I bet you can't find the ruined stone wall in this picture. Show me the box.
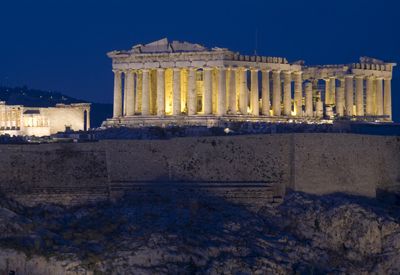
[0,134,399,207]
[0,143,108,206]
[103,135,290,207]
[292,134,400,197]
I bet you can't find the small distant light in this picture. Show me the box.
[224,128,231,134]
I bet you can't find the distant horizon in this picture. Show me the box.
[0,85,111,105]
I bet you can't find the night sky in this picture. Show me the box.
[0,0,399,121]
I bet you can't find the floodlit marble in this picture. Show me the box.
[104,38,396,127]
[0,102,90,137]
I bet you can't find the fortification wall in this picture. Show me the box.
[292,134,400,197]
[0,134,399,207]
[0,143,108,206]
[103,135,290,207]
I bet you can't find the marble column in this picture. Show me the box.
[336,79,345,116]
[329,77,336,105]
[305,82,313,117]
[172,68,181,115]
[203,67,213,115]
[345,75,354,116]
[355,76,364,116]
[217,67,227,116]
[384,77,392,120]
[187,67,197,116]
[156,68,165,116]
[315,100,323,118]
[239,68,248,114]
[112,70,122,118]
[86,108,90,130]
[272,70,281,116]
[250,69,259,116]
[228,68,237,114]
[324,78,331,106]
[261,70,270,115]
[375,77,383,116]
[283,71,292,116]
[125,70,135,116]
[141,69,150,115]
[365,76,374,116]
[293,71,302,116]
[135,71,142,114]
[123,72,128,116]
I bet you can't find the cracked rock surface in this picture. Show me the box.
[0,191,399,274]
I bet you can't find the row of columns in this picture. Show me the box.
[113,68,303,117]
[0,109,21,128]
[113,68,392,120]
[327,75,392,119]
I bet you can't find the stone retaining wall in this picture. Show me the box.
[0,134,399,207]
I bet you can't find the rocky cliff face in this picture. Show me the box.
[0,191,399,274]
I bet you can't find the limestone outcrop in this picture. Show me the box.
[0,191,399,274]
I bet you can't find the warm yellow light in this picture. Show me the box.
[165,69,173,115]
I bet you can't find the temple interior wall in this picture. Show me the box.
[0,134,399,207]
[165,69,172,114]
[23,126,51,137]
[150,70,157,115]
[44,107,86,133]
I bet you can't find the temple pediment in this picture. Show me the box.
[131,38,208,53]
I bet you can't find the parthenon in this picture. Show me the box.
[103,38,395,127]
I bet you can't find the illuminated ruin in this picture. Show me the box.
[103,38,395,127]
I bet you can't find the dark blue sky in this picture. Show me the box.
[1,0,399,121]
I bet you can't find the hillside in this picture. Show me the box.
[0,86,112,128]
[0,191,399,274]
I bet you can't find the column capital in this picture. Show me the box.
[283,72,292,81]
[112,69,122,75]
[375,76,384,80]
[366,75,375,80]
[250,67,259,72]
[172,67,181,72]
[384,77,392,81]
[272,69,281,74]
[187,67,197,71]
[344,74,354,79]
[157,68,165,72]
[293,71,302,76]
[203,67,214,71]
[282,70,292,74]
[354,75,365,80]
[141,68,150,73]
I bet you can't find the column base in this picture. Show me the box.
[102,115,335,128]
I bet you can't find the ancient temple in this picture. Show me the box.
[0,102,90,136]
[103,38,395,127]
